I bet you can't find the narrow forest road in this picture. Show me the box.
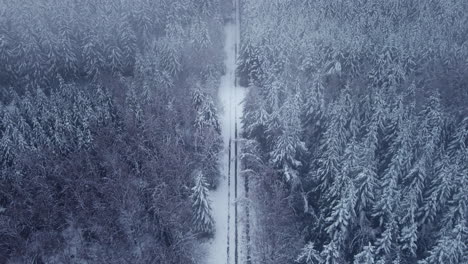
[205,1,246,263]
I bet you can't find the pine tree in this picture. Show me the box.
[373,117,413,225]
[117,15,137,71]
[0,108,14,168]
[353,91,383,218]
[354,244,376,264]
[191,171,214,235]
[83,34,104,79]
[264,79,284,141]
[58,34,78,77]
[333,137,360,198]
[160,39,182,76]
[326,177,357,246]
[107,45,124,74]
[376,219,397,257]
[242,87,269,141]
[321,240,342,264]
[447,116,467,155]
[270,92,306,182]
[405,91,443,202]
[296,242,323,264]
[419,154,457,225]
[354,164,377,217]
[192,88,220,134]
[316,101,347,194]
[95,85,113,125]
[421,220,467,264]
[303,73,325,126]
[398,191,418,257]
[125,83,143,124]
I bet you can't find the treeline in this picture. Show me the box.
[0,0,225,263]
[240,1,467,264]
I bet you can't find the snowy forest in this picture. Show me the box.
[0,0,467,264]
[0,0,226,262]
[240,1,467,264]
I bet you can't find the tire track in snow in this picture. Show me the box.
[227,137,231,264]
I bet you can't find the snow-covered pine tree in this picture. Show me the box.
[418,154,456,225]
[296,242,323,264]
[241,86,269,141]
[351,91,384,232]
[354,243,376,264]
[40,35,58,83]
[192,88,220,134]
[270,91,306,182]
[95,85,113,125]
[321,240,342,264]
[125,82,143,124]
[117,14,137,72]
[447,116,468,155]
[22,39,43,89]
[190,18,212,49]
[0,108,15,168]
[316,100,347,195]
[405,91,443,201]
[107,45,124,74]
[420,219,467,264]
[354,155,378,219]
[238,43,262,86]
[83,33,104,79]
[398,191,418,257]
[373,114,413,226]
[303,73,325,126]
[301,74,326,163]
[375,218,397,258]
[264,78,284,142]
[58,33,78,77]
[191,171,214,235]
[434,148,468,246]
[160,38,182,77]
[325,172,357,248]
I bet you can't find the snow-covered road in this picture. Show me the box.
[205,2,246,263]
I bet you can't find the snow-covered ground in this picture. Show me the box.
[205,15,246,264]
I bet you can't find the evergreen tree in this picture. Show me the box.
[191,171,214,235]
[303,73,325,126]
[448,116,468,155]
[375,219,397,257]
[117,15,137,71]
[326,180,356,245]
[192,88,220,134]
[321,240,342,264]
[354,244,376,264]
[316,100,347,194]
[83,34,104,79]
[242,87,269,141]
[296,242,324,264]
[125,82,143,124]
[264,79,284,142]
[421,220,467,264]
[270,92,306,182]
[419,154,456,225]
[405,91,443,202]
[398,191,418,257]
[107,45,124,74]
[354,163,377,219]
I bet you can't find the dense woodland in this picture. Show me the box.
[240,1,467,264]
[0,0,467,263]
[0,0,226,263]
